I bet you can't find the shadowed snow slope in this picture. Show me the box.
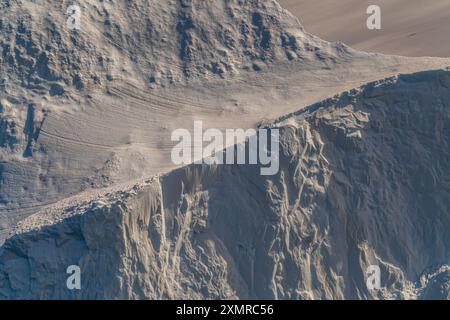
[1,69,449,299]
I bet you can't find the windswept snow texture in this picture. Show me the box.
[1,69,449,300]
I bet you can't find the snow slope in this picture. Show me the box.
[279,0,450,57]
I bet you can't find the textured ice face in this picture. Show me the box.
[1,0,334,90]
